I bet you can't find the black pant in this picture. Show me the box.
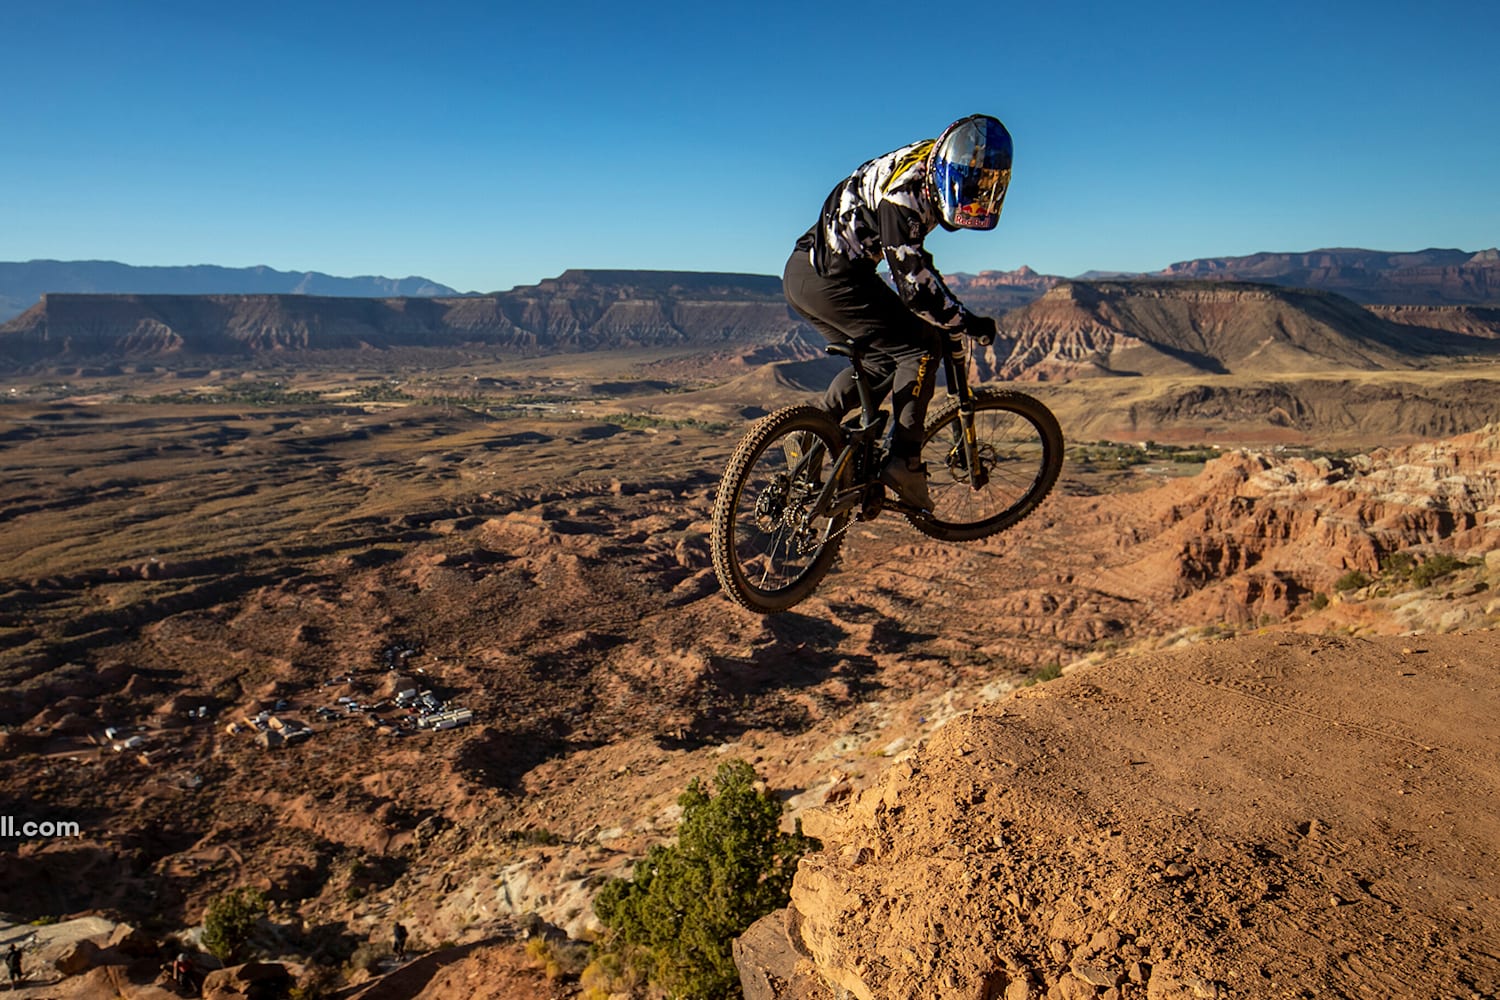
[782,248,937,458]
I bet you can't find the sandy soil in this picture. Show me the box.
[1,361,1497,999]
[779,629,1500,1000]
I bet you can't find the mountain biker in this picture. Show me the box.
[782,114,1012,510]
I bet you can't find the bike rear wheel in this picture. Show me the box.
[711,406,849,614]
[908,388,1063,542]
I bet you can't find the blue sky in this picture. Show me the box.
[2,0,1496,293]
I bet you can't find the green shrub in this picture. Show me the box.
[1023,662,1063,687]
[593,759,820,1000]
[1333,570,1370,592]
[1308,592,1330,611]
[579,952,639,999]
[348,940,391,974]
[1412,553,1466,588]
[202,887,268,963]
[289,966,340,1000]
[524,936,588,981]
[1381,551,1418,579]
[501,828,561,847]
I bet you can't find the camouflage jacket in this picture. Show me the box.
[795,139,970,330]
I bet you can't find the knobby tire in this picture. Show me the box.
[908,388,1063,542]
[711,406,848,614]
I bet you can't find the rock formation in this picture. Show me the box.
[0,270,807,365]
[978,280,1500,381]
[1151,247,1500,305]
[734,426,1500,997]
[6,264,1500,377]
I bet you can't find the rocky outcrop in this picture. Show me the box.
[725,424,1500,984]
[944,267,1061,314]
[743,630,1500,999]
[1146,427,1499,620]
[1003,424,1500,632]
[1368,303,1500,338]
[201,961,300,999]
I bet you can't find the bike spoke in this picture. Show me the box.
[731,434,838,591]
[711,406,853,613]
[753,525,793,589]
[919,397,1057,534]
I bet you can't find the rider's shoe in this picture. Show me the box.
[880,455,933,510]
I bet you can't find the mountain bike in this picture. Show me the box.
[710,329,1064,614]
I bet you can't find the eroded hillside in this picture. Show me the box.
[1,370,1497,997]
[982,281,1500,381]
[748,630,1500,1000]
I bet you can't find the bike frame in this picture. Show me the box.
[712,320,1061,613]
[798,329,986,525]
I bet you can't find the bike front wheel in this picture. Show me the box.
[711,406,849,614]
[908,388,1063,542]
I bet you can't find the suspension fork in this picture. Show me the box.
[940,334,989,489]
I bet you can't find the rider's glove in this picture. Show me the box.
[963,313,997,346]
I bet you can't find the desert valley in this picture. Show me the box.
[1,249,1498,1000]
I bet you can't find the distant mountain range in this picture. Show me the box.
[958,247,1500,310]
[0,260,460,324]
[2,250,1499,373]
[4,274,1500,379]
[1129,247,1500,306]
[0,269,804,365]
[2,248,1497,326]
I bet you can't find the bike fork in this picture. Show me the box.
[942,340,989,489]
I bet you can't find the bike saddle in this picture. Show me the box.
[825,334,879,360]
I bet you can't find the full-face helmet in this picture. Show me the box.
[929,114,1012,231]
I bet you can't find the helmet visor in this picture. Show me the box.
[933,117,1012,230]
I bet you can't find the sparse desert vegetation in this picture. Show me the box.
[1,336,1497,998]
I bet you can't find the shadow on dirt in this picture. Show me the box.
[652,608,940,751]
[339,936,514,1000]
[455,721,570,792]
